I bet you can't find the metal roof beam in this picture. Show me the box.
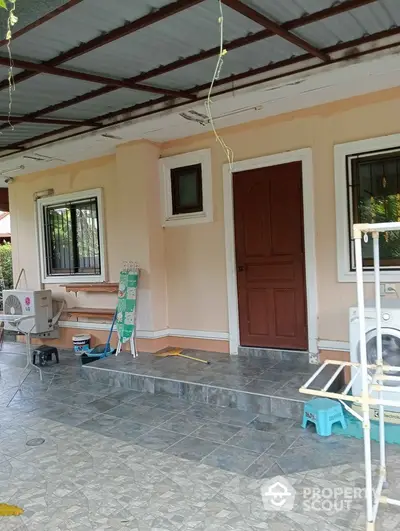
[221,0,330,62]
[0,55,196,100]
[0,0,205,92]
[0,116,101,126]
[2,23,397,154]
[132,0,377,83]
[0,0,85,47]
[0,0,377,134]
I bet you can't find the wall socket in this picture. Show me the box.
[381,283,397,296]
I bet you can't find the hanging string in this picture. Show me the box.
[204,0,234,172]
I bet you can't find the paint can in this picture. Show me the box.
[73,334,91,353]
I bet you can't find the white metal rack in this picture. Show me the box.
[0,314,44,406]
[300,222,400,531]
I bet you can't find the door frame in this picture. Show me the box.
[223,148,318,359]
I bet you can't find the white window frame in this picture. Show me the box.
[159,149,213,227]
[37,188,106,284]
[335,133,400,282]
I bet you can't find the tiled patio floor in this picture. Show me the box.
[84,349,315,399]
[0,344,399,529]
[82,349,339,420]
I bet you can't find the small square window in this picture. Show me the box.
[159,149,213,227]
[171,163,203,215]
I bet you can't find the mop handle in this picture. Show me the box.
[105,310,117,352]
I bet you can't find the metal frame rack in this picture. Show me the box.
[300,222,400,531]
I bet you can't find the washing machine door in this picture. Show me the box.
[357,327,400,385]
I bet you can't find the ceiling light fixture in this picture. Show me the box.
[23,152,66,163]
[180,105,263,126]
[101,133,123,140]
[0,164,24,175]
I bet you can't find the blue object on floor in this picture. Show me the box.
[332,411,400,444]
[302,397,347,437]
[86,310,118,359]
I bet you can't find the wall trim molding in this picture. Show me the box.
[59,321,348,351]
[223,148,318,357]
[318,340,350,352]
[58,321,229,341]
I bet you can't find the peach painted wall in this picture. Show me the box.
[8,86,400,349]
[9,140,167,335]
[9,154,119,310]
[161,86,400,344]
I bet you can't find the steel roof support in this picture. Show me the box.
[0,0,377,132]
[0,55,196,99]
[221,0,330,62]
[0,116,101,126]
[0,0,85,47]
[0,0,205,91]
[2,26,398,154]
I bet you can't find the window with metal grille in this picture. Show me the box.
[347,149,400,270]
[43,197,101,277]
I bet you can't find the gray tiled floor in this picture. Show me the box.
[85,349,316,399]
[0,343,399,529]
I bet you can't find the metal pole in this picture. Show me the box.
[354,230,374,529]
[373,232,387,488]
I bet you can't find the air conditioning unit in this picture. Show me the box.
[3,289,53,334]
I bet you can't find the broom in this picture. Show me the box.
[156,349,210,364]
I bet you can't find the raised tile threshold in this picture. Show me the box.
[81,351,342,421]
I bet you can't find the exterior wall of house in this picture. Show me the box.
[8,86,400,354]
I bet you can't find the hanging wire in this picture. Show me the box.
[204,0,234,172]
[6,1,18,128]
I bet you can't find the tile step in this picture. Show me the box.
[81,363,339,421]
[238,347,310,364]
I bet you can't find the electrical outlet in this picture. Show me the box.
[385,284,397,294]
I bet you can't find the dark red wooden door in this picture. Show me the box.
[233,162,308,350]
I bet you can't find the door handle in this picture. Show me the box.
[237,265,245,272]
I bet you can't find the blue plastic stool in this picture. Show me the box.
[302,398,347,437]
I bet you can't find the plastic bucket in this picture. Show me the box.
[73,334,91,353]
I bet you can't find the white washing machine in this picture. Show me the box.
[350,299,400,419]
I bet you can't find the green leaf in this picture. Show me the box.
[0,0,7,9]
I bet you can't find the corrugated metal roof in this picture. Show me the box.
[296,1,400,48]
[0,122,65,146]
[0,66,24,84]
[0,75,100,115]
[8,0,173,61]
[245,0,340,22]
[45,88,160,120]
[149,36,303,90]
[61,0,262,79]
[0,0,396,151]
[0,0,67,40]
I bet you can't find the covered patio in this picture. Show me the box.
[2,1,400,528]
